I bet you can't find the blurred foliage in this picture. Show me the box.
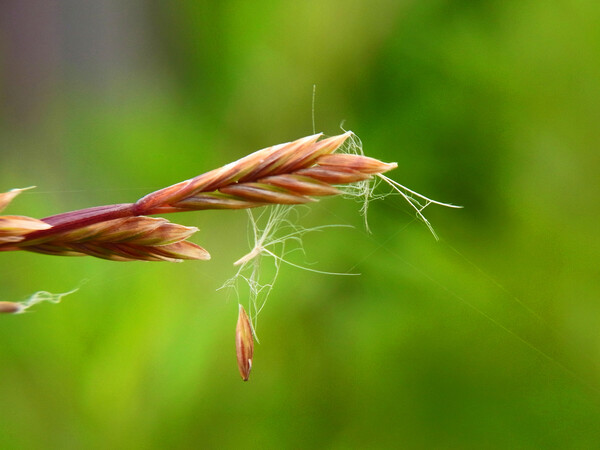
[1,0,599,448]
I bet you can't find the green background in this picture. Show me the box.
[1,1,599,448]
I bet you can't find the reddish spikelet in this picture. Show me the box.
[139,134,327,209]
[316,154,398,174]
[19,217,209,262]
[236,304,254,381]
[147,132,395,212]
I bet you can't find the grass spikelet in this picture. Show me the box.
[17,217,208,262]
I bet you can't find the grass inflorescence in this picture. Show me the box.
[1,132,460,381]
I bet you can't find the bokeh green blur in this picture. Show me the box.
[1,1,599,448]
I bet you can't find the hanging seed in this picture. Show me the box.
[236,304,254,381]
